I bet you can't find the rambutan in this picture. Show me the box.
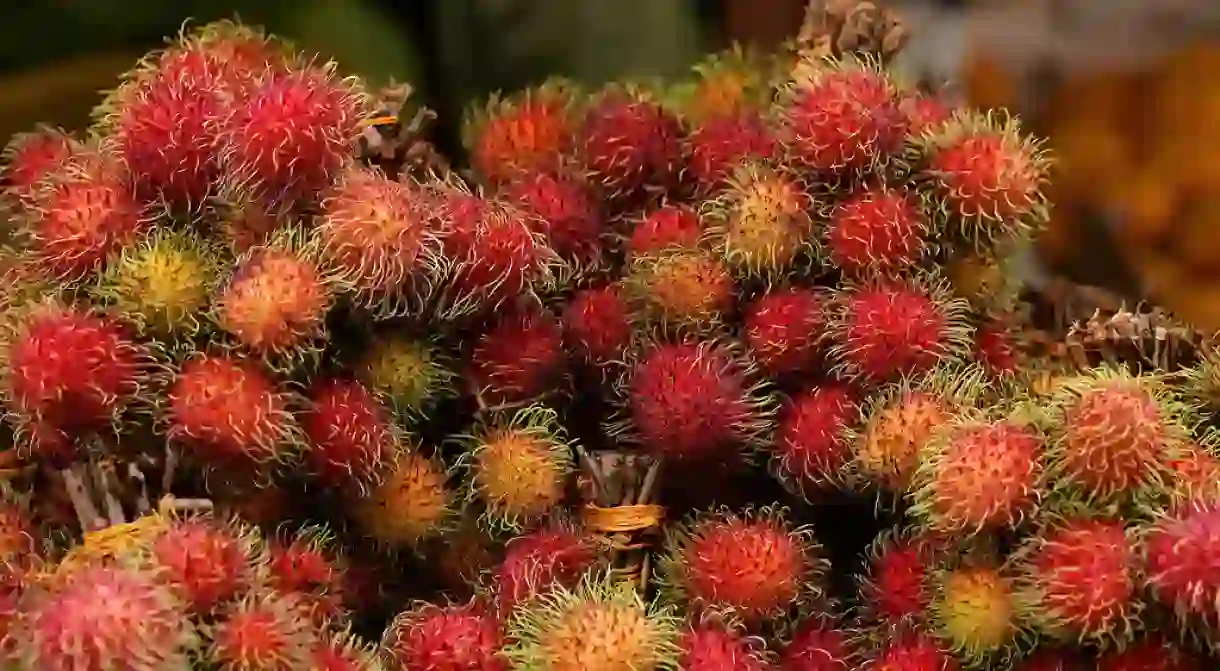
[623,340,772,464]
[463,82,575,185]
[207,591,316,671]
[684,46,772,122]
[494,522,600,614]
[153,20,292,101]
[701,162,813,280]
[678,620,769,671]
[312,628,383,671]
[166,352,300,473]
[928,563,1020,664]
[857,529,942,632]
[561,285,633,366]
[776,55,908,174]
[659,506,827,624]
[0,503,34,569]
[1180,350,1220,415]
[93,228,220,339]
[1093,636,1205,671]
[1144,499,1220,634]
[502,571,681,671]
[911,417,1044,534]
[973,319,1021,379]
[0,126,77,211]
[315,164,443,315]
[216,196,289,254]
[866,633,959,671]
[686,112,779,196]
[1043,368,1187,506]
[944,250,1019,313]
[8,564,197,670]
[1015,517,1138,645]
[578,86,686,204]
[458,405,573,531]
[351,447,453,549]
[623,248,734,336]
[147,515,257,615]
[627,205,703,259]
[356,334,455,423]
[505,171,602,266]
[1013,648,1087,671]
[772,384,857,494]
[828,278,972,384]
[384,601,507,671]
[302,377,398,494]
[468,307,566,406]
[742,286,827,377]
[912,110,1050,250]
[781,619,855,671]
[823,185,928,275]
[266,527,347,624]
[213,228,334,369]
[1165,440,1220,506]
[901,94,955,136]
[219,63,369,208]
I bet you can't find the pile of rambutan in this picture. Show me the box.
[1,6,1219,670]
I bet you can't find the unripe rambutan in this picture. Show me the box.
[1165,440,1220,506]
[687,112,779,196]
[214,228,334,369]
[781,619,855,671]
[432,186,558,320]
[207,591,316,671]
[384,601,507,671]
[623,248,734,336]
[1093,636,1204,671]
[1043,368,1187,506]
[167,352,300,473]
[824,185,928,275]
[219,63,369,208]
[1015,517,1138,645]
[867,633,959,671]
[627,205,703,259]
[4,303,146,440]
[857,530,943,632]
[928,563,1020,664]
[316,165,443,316]
[944,251,1018,312]
[468,308,566,406]
[911,418,1044,533]
[777,56,908,174]
[22,151,150,283]
[495,522,600,615]
[148,516,258,615]
[684,46,772,122]
[623,340,772,464]
[1144,499,1220,634]
[458,405,573,531]
[701,163,814,280]
[659,506,827,624]
[8,564,197,670]
[561,285,633,366]
[505,171,602,266]
[503,571,682,671]
[463,82,575,185]
[302,377,397,494]
[679,620,769,671]
[352,448,453,549]
[1179,351,1220,415]
[742,286,827,377]
[828,278,972,384]
[0,126,77,211]
[773,384,857,494]
[356,334,455,423]
[578,86,686,204]
[94,228,220,340]
[912,111,1050,250]
[267,527,347,624]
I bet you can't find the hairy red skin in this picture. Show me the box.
[628,205,703,258]
[495,527,597,614]
[469,309,566,406]
[679,623,768,671]
[774,385,856,490]
[743,287,826,377]
[562,285,633,365]
[687,112,778,195]
[384,603,507,671]
[302,378,396,492]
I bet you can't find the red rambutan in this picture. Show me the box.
[312,629,382,671]
[468,308,566,406]
[149,516,256,614]
[494,523,599,615]
[824,185,928,275]
[781,619,855,671]
[561,285,633,366]
[867,633,959,671]
[687,111,778,195]
[1094,636,1204,671]
[974,320,1021,379]
[504,171,602,265]
[0,126,76,210]
[679,620,769,671]
[267,528,348,624]
[1144,499,1220,634]
[1166,440,1220,505]
[901,94,954,136]
[857,529,942,631]
[627,204,703,259]
[463,83,575,185]
[383,602,507,671]
[208,592,316,671]
[578,87,686,204]
[742,286,827,377]
[154,20,291,101]
[302,378,397,494]
[773,384,857,493]
[1013,648,1088,671]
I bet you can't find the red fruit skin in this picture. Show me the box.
[837,286,952,382]
[1059,382,1167,501]
[1,128,76,208]
[561,286,633,365]
[774,385,856,491]
[156,31,287,101]
[929,133,1040,221]
[826,187,926,275]
[1026,519,1136,638]
[902,95,954,136]
[687,112,778,195]
[505,172,602,264]
[680,623,768,671]
[579,94,685,203]
[974,322,1019,378]
[1094,637,1204,671]
[680,517,809,622]
[211,596,314,671]
[221,67,367,207]
[781,620,853,671]
[267,537,347,624]
[921,421,1042,532]
[743,287,826,377]
[1014,649,1088,671]
[469,309,566,406]
[495,527,597,614]
[152,519,251,614]
[471,94,571,184]
[384,603,507,671]
[868,634,958,671]
[303,379,396,492]
[628,343,758,462]
[6,308,143,434]
[0,504,34,569]
[1145,501,1220,628]
[628,205,703,258]
[861,537,934,627]
[781,69,908,172]
[167,354,297,467]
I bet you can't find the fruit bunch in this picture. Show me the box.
[1,10,1218,671]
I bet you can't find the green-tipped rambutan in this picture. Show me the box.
[463,81,576,185]
[457,405,574,532]
[505,171,603,267]
[561,285,633,367]
[927,561,1022,665]
[302,377,398,494]
[578,85,686,205]
[944,249,1022,315]
[1179,349,1220,415]
[682,45,772,122]
[384,601,507,671]
[0,126,77,213]
[207,591,317,671]
[493,520,601,615]
[678,619,770,671]
[503,570,682,671]
[356,334,455,423]
[1143,499,1220,637]
[659,505,827,625]
[267,526,348,624]
[772,383,857,495]
[315,164,443,316]
[623,248,734,337]
[627,205,703,260]
[823,184,929,276]
[742,286,827,378]
[93,228,221,341]
[351,447,454,550]
[468,307,567,406]
[700,162,815,280]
